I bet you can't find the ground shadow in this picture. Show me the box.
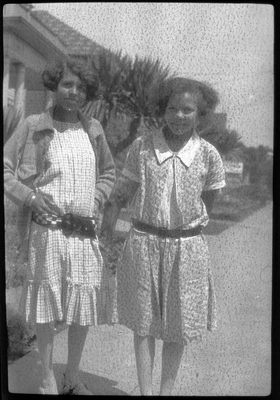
[204,219,234,236]
[54,363,129,396]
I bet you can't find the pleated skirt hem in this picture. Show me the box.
[19,274,118,327]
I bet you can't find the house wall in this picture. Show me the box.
[5,31,48,73]
[4,32,48,120]
[3,4,67,121]
[25,91,46,117]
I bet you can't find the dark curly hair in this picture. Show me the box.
[41,58,99,102]
[148,77,220,121]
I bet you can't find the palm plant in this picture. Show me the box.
[83,49,173,156]
[112,55,173,155]
[82,49,131,130]
[4,106,22,145]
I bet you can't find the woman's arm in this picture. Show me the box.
[4,116,62,215]
[202,144,226,216]
[201,189,219,217]
[100,135,141,237]
[100,176,139,238]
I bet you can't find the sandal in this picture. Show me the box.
[60,373,93,395]
[39,373,58,394]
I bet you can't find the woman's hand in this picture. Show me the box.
[93,200,100,223]
[201,189,219,216]
[100,201,122,239]
[30,193,59,215]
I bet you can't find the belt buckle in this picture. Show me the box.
[61,213,74,236]
[79,218,97,239]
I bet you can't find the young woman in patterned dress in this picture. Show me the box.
[4,58,115,394]
[101,77,226,395]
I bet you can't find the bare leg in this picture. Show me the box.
[134,333,156,396]
[36,323,58,394]
[64,323,89,384]
[159,341,184,396]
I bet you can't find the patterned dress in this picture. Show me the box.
[115,128,226,344]
[20,121,106,326]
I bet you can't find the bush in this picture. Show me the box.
[5,198,24,289]
[212,184,271,222]
[5,198,35,361]
[6,304,36,361]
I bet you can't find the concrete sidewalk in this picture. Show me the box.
[7,203,272,396]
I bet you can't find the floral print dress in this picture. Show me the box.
[114,128,226,344]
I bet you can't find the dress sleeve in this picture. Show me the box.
[4,117,35,206]
[94,121,116,208]
[203,146,226,191]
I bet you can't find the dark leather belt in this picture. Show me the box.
[132,219,202,238]
[32,212,97,238]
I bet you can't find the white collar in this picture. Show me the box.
[152,128,201,167]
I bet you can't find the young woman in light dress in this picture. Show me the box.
[4,58,115,394]
[101,77,226,395]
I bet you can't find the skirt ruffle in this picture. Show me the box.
[19,269,117,326]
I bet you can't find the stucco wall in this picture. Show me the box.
[6,31,48,73]
[25,90,46,117]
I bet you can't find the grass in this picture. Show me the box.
[4,183,271,361]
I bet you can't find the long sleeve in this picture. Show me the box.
[94,129,116,209]
[4,118,35,206]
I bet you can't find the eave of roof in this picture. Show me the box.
[31,9,104,56]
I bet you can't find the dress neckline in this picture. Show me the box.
[53,120,83,132]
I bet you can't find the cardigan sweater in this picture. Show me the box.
[4,106,115,260]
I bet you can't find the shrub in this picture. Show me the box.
[212,184,270,222]
[6,304,36,361]
[4,198,24,289]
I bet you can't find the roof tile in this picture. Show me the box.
[31,9,103,55]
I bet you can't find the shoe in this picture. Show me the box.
[60,373,93,395]
[39,373,58,394]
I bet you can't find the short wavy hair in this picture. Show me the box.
[148,77,220,121]
[41,58,99,102]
